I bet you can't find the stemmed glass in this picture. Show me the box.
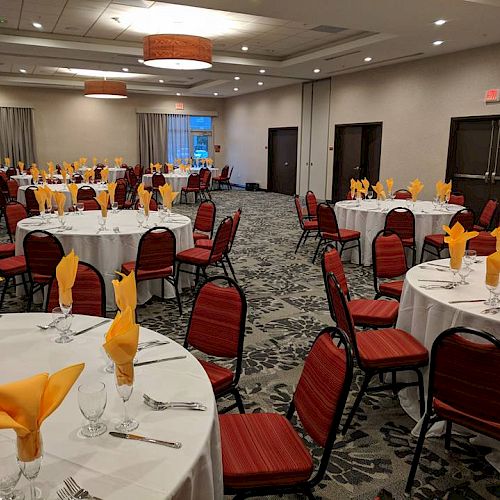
[114,371,138,433]
[97,215,107,232]
[465,249,477,264]
[111,202,119,215]
[136,208,145,228]
[367,190,373,201]
[103,332,114,374]
[17,439,42,500]
[158,205,167,224]
[355,193,362,207]
[52,306,73,343]
[78,382,107,438]
[76,202,84,215]
[0,447,24,500]
[458,264,471,285]
[485,280,500,306]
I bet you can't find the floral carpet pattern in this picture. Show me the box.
[3,189,499,499]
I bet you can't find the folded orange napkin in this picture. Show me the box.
[103,158,109,166]
[349,178,356,198]
[491,227,500,253]
[408,179,424,201]
[385,178,394,195]
[101,167,109,183]
[137,183,145,198]
[41,170,47,183]
[18,162,24,173]
[103,307,139,386]
[83,169,93,183]
[74,160,80,169]
[80,157,87,166]
[42,185,52,209]
[47,162,55,177]
[68,183,78,205]
[4,157,10,166]
[141,190,152,216]
[34,188,47,213]
[61,168,67,183]
[159,183,178,209]
[372,181,386,200]
[361,178,370,194]
[56,250,79,307]
[443,222,479,270]
[107,182,116,204]
[95,191,109,217]
[0,363,85,461]
[67,164,74,176]
[486,251,500,287]
[54,192,66,217]
[31,166,39,181]
[112,271,137,312]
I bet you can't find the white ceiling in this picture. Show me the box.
[0,0,499,97]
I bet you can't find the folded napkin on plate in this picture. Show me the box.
[361,178,370,194]
[68,183,78,206]
[113,270,137,312]
[42,185,52,209]
[101,167,109,183]
[408,179,424,201]
[34,188,47,213]
[159,183,178,209]
[54,192,66,217]
[95,191,109,217]
[107,182,116,204]
[0,363,85,461]
[372,181,386,200]
[56,249,79,307]
[486,251,500,287]
[18,162,24,173]
[349,178,356,198]
[491,227,500,253]
[103,307,138,386]
[4,157,10,166]
[140,190,152,216]
[443,222,479,270]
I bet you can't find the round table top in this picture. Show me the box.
[335,199,463,216]
[18,182,109,193]
[0,313,220,499]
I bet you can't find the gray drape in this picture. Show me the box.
[167,114,190,163]
[0,107,37,165]
[138,113,168,167]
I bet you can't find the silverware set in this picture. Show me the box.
[419,283,455,290]
[134,355,186,366]
[57,477,103,500]
[143,393,207,411]
[420,265,448,272]
[137,340,170,351]
[481,307,500,315]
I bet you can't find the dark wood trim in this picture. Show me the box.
[267,127,299,195]
[335,121,383,128]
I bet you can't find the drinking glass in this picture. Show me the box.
[111,202,119,214]
[114,371,138,432]
[72,203,77,215]
[0,448,24,500]
[136,209,145,228]
[57,214,66,228]
[103,332,114,373]
[76,202,84,215]
[449,262,461,287]
[458,264,471,285]
[78,382,107,438]
[485,281,500,306]
[158,205,166,223]
[367,190,374,200]
[97,215,107,231]
[355,193,362,207]
[17,438,42,500]
[465,249,477,264]
[51,306,73,343]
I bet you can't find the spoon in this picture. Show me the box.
[481,307,500,315]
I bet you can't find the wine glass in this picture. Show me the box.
[114,370,138,432]
[465,249,478,265]
[97,215,107,232]
[52,307,73,343]
[17,438,42,500]
[136,209,145,228]
[485,280,500,306]
[458,264,471,285]
[0,447,24,500]
[76,202,84,215]
[355,193,362,207]
[78,382,107,438]
[367,190,374,200]
[111,202,119,215]
[158,205,166,223]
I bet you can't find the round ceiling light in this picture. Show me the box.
[143,34,212,70]
[84,80,127,99]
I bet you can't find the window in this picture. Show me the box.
[190,116,213,159]
[189,116,212,131]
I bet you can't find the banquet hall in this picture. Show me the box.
[0,1,499,499]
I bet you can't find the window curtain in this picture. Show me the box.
[167,114,190,163]
[0,107,37,165]
[138,113,168,167]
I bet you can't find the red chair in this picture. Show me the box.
[322,245,398,328]
[193,200,216,243]
[7,179,18,201]
[183,276,247,413]
[394,189,412,200]
[467,231,497,256]
[325,272,428,435]
[405,327,500,493]
[133,164,143,179]
[421,208,475,262]
[134,197,157,211]
[24,186,40,216]
[213,165,231,190]
[0,175,9,198]
[199,168,212,200]
[121,227,181,314]
[180,173,201,204]
[45,261,106,317]
[449,193,465,205]
[82,200,100,211]
[0,189,7,227]
[294,195,318,254]
[305,190,318,219]
[5,167,17,178]
[0,252,28,310]
[313,203,361,264]
[72,174,83,184]
[176,216,233,285]
[384,208,416,266]
[474,199,498,231]
[93,166,102,181]
[219,327,353,498]
[77,186,96,201]
[114,179,127,209]
[2,202,27,258]
[151,173,165,202]
[372,230,407,300]
[23,230,65,311]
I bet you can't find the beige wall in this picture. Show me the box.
[223,84,302,188]
[0,86,225,166]
[327,43,500,198]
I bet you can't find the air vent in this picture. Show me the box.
[311,25,347,34]
[324,50,361,61]
[111,0,152,8]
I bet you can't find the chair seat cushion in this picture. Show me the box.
[0,255,27,276]
[182,187,200,192]
[348,299,399,327]
[176,247,211,265]
[220,413,314,489]
[197,358,234,393]
[121,261,173,280]
[401,237,415,247]
[356,328,429,369]
[473,224,486,232]
[379,280,404,298]
[303,220,318,230]
[193,231,209,242]
[195,239,213,250]
[322,229,360,242]
[0,243,15,258]
[424,234,445,247]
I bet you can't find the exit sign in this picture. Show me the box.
[175,102,184,110]
[485,89,500,103]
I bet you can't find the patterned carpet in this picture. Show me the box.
[3,189,499,499]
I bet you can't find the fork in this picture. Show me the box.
[143,393,207,411]
[56,486,74,499]
[64,476,103,500]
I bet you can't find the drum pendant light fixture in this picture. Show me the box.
[143,34,212,70]
[84,80,127,99]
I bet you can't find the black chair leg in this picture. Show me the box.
[173,275,182,315]
[416,368,425,417]
[226,255,237,282]
[405,413,432,493]
[357,239,362,265]
[0,276,10,310]
[21,273,28,296]
[27,282,34,312]
[445,420,452,450]
[295,231,305,253]
[220,259,230,278]
[343,373,371,435]
[312,238,323,264]
[233,388,245,414]
[161,278,165,299]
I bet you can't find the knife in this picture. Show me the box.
[109,431,182,449]
[418,279,455,283]
[448,299,487,304]
[73,319,110,336]
[134,355,187,366]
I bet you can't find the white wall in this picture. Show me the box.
[327,42,500,198]
[223,84,302,188]
[0,86,225,166]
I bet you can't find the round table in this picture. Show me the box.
[142,173,189,191]
[11,174,38,186]
[396,257,500,469]
[15,211,194,309]
[78,168,127,183]
[334,200,463,266]
[17,183,109,211]
[0,313,222,500]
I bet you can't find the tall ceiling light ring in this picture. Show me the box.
[84,80,127,99]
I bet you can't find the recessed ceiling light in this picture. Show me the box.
[234,76,240,80]
[257,81,264,86]
[433,40,444,46]
[213,92,219,96]
[259,69,266,74]
[241,46,249,51]
[138,59,144,63]
[233,87,239,91]
[122,67,129,72]
[434,19,447,26]
[313,68,321,73]
[176,92,181,96]
[364,57,372,62]
[19,69,27,73]
[32,22,42,29]
[159,79,164,83]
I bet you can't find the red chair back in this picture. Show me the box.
[317,203,339,235]
[24,187,40,214]
[478,199,498,228]
[46,261,106,317]
[209,216,233,263]
[114,180,127,208]
[72,174,83,184]
[7,180,18,199]
[194,201,216,234]
[152,173,166,188]
[136,227,175,275]
[294,195,305,228]
[134,197,157,211]
[450,208,475,231]
[467,231,497,256]
[186,173,200,189]
[23,230,65,282]
[186,276,246,359]
[83,200,100,210]
[77,186,96,200]
[372,230,407,278]
[5,202,27,240]
[293,327,353,447]
[127,169,138,187]
[305,191,318,218]
[0,175,8,194]
[94,167,102,181]
[227,208,242,252]
[321,245,349,297]
[0,190,7,211]
[133,164,143,178]
[449,193,465,205]
[394,189,412,200]
[220,165,229,179]
[384,208,415,241]
[6,167,17,178]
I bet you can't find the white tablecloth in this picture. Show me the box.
[17,183,109,211]
[0,313,223,500]
[334,200,462,266]
[11,174,37,186]
[142,174,189,191]
[15,211,194,309]
[78,168,127,183]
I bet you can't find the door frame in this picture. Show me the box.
[267,127,299,194]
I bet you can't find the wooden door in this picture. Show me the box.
[267,127,298,196]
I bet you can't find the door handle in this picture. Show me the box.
[284,162,289,166]
[491,120,500,184]
[485,170,490,183]
[354,166,360,171]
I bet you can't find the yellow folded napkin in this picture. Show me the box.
[0,363,85,462]
[443,222,479,270]
[137,183,145,198]
[154,163,162,173]
[34,188,47,213]
[73,160,80,169]
[83,169,92,183]
[159,183,178,209]
[435,180,445,201]
[372,181,386,200]
[491,227,500,253]
[68,183,78,205]
[47,162,55,177]
[56,250,79,307]
[67,164,74,176]
[486,251,500,287]
[408,179,424,201]
[41,170,47,183]
[103,307,139,386]
[361,178,370,194]
[4,157,10,166]
[101,167,109,183]
[444,180,452,201]
[385,178,394,195]
[112,271,137,312]
[31,166,39,181]
[80,157,87,166]
[61,168,67,183]
[350,178,356,198]
[95,191,109,217]
[42,185,52,209]
[141,190,152,216]
[54,192,66,217]
[18,162,24,173]
[103,158,109,166]
[107,182,116,204]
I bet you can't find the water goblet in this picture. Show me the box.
[355,193,362,207]
[97,215,107,232]
[485,281,500,306]
[76,202,84,215]
[367,190,374,200]
[458,264,471,285]
[17,438,42,500]
[136,209,145,228]
[72,203,77,215]
[51,306,73,343]
[111,202,119,215]
[465,249,478,264]
[78,382,107,438]
[158,206,167,223]
[0,448,24,500]
[114,372,138,433]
